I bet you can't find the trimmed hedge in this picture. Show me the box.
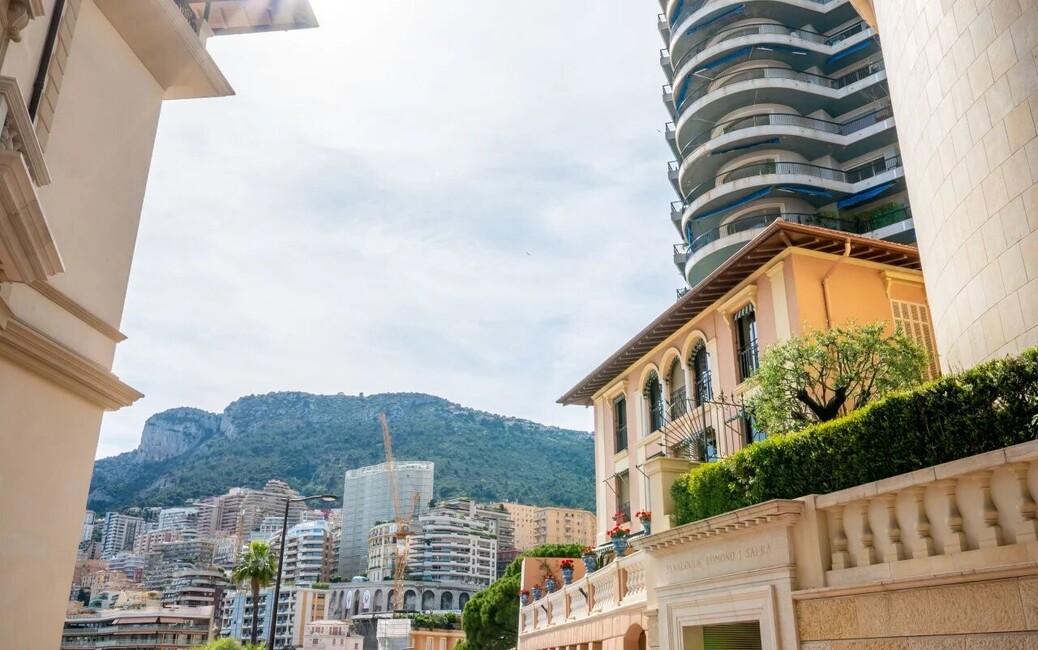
[671,348,1038,526]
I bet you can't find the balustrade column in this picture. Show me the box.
[878,494,904,562]
[908,486,935,558]
[1013,462,1038,543]
[976,470,1004,548]
[829,505,851,569]
[936,480,966,553]
[855,500,877,567]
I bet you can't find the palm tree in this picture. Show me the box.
[231,540,278,646]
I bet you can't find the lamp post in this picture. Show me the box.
[267,494,337,650]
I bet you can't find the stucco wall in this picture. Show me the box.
[871,0,1038,372]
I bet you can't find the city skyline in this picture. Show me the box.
[97,0,679,459]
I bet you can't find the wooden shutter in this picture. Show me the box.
[891,300,940,379]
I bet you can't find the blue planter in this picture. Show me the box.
[582,555,596,573]
[531,587,542,600]
[520,593,529,606]
[561,567,574,584]
[640,520,651,536]
[545,578,557,593]
[611,537,628,556]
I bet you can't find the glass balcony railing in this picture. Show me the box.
[669,0,838,31]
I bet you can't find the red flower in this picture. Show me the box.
[580,546,595,556]
[635,511,651,521]
[559,559,575,569]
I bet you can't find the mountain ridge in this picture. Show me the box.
[89,391,595,512]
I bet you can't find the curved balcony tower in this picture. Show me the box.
[660,0,916,287]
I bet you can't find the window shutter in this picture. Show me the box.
[891,300,939,379]
[702,621,763,649]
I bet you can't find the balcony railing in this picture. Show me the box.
[682,155,903,205]
[676,60,886,114]
[669,0,838,31]
[671,20,871,79]
[737,341,759,381]
[680,106,893,158]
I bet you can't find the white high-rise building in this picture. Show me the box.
[280,520,334,585]
[408,509,498,588]
[100,513,144,560]
[81,511,95,544]
[337,461,434,579]
[156,507,198,531]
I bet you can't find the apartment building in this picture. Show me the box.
[61,606,212,650]
[501,503,597,551]
[305,620,364,650]
[409,510,498,588]
[80,510,94,543]
[100,513,144,559]
[664,0,915,292]
[339,461,434,579]
[221,585,327,649]
[0,2,316,648]
[279,519,336,585]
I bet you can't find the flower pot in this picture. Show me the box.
[520,594,529,606]
[581,555,596,573]
[611,537,628,556]
[531,587,542,600]
[545,578,557,593]
[561,567,574,584]
[640,519,651,536]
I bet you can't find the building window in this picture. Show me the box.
[644,372,665,433]
[891,300,940,379]
[703,428,718,462]
[613,396,628,453]
[615,471,631,523]
[668,359,688,419]
[734,304,759,381]
[690,342,712,406]
[743,415,765,445]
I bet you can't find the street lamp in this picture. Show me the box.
[267,494,337,650]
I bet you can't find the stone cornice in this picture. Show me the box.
[634,499,804,552]
[0,315,142,409]
[30,280,126,342]
[0,150,62,282]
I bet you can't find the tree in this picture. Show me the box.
[231,540,278,646]
[461,544,583,650]
[748,322,927,435]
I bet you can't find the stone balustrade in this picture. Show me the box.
[815,442,1038,587]
[520,551,647,633]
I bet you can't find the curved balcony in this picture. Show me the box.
[678,155,904,233]
[676,106,895,196]
[681,207,912,284]
[671,20,875,98]
[673,62,887,150]
[670,0,858,57]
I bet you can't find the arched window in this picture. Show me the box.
[691,342,712,406]
[459,593,470,609]
[440,591,453,610]
[644,372,665,432]
[668,359,687,419]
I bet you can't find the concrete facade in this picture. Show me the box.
[503,502,598,551]
[862,0,1038,371]
[0,3,316,648]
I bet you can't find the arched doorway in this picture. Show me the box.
[387,589,396,611]
[458,592,470,609]
[440,591,453,610]
[422,590,435,610]
[373,589,384,612]
[623,624,646,650]
[404,589,417,611]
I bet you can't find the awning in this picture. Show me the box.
[691,187,774,222]
[711,138,780,155]
[827,39,873,65]
[776,184,833,198]
[837,181,893,208]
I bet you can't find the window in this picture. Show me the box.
[891,300,940,379]
[734,304,759,381]
[743,415,765,445]
[645,372,665,432]
[703,428,718,462]
[690,341,712,406]
[668,359,687,419]
[613,396,628,453]
[615,471,631,522]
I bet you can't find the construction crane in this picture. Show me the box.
[380,413,422,611]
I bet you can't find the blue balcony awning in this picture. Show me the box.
[837,181,893,208]
[691,186,773,222]
[711,138,780,155]
[776,184,833,198]
[827,39,873,65]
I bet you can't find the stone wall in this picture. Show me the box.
[871,0,1038,370]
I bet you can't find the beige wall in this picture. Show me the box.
[504,503,597,550]
[504,503,541,551]
[590,249,932,544]
[870,0,1038,371]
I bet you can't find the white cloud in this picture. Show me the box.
[98,0,682,457]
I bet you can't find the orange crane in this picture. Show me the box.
[380,413,421,611]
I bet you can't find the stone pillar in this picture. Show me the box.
[644,455,697,534]
[868,0,1038,370]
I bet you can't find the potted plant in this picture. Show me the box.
[531,583,543,600]
[612,511,627,525]
[544,571,558,593]
[608,525,631,556]
[580,546,597,573]
[559,559,575,584]
[635,510,652,536]
[519,589,530,606]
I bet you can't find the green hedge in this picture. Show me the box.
[671,348,1038,525]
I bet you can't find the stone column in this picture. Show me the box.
[644,455,697,534]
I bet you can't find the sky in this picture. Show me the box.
[96,0,681,458]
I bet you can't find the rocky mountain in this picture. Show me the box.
[89,392,595,512]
